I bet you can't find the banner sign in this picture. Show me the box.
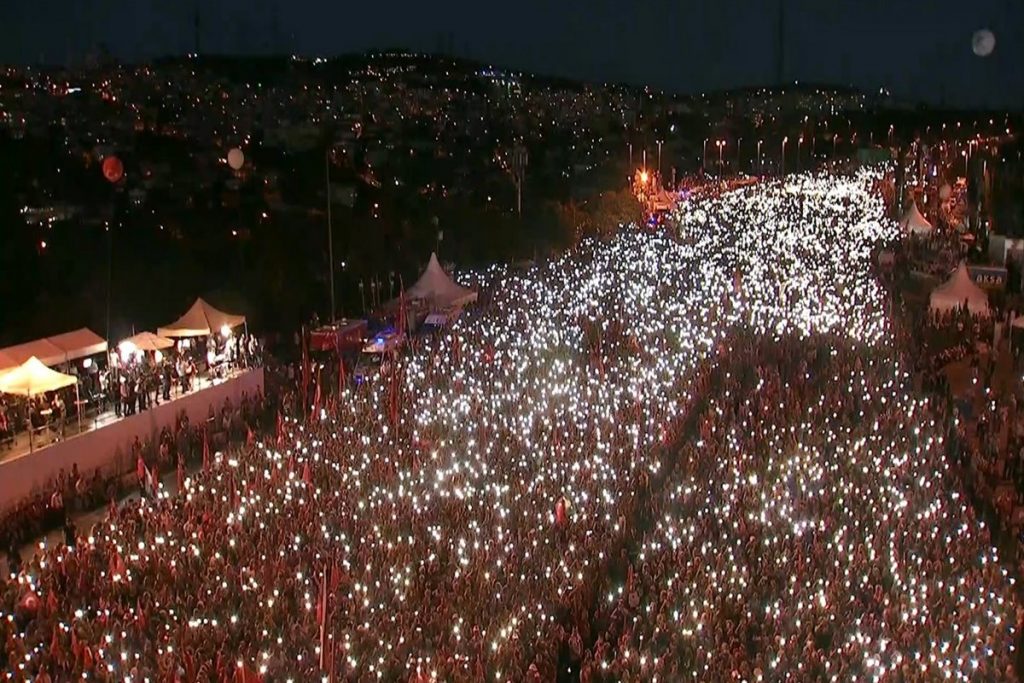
[967,265,1007,290]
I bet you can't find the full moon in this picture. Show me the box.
[972,29,995,57]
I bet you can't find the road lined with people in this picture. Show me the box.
[1,168,1018,681]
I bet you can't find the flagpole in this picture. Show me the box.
[319,561,327,671]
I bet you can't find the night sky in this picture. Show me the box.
[2,0,1022,109]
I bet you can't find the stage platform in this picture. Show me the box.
[0,367,264,512]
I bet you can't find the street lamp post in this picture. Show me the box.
[326,147,336,322]
[832,133,838,157]
[737,137,743,171]
[797,135,804,171]
[656,140,663,175]
[781,136,789,175]
[716,140,725,172]
[757,139,763,173]
[702,138,709,173]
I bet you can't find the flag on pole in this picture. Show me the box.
[143,463,159,498]
[202,427,211,472]
[301,325,311,420]
[336,341,347,399]
[312,366,322,417]
[318,560,332,670]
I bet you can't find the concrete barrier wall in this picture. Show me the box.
[0,368,264,512]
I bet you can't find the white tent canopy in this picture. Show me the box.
[405,253,478,309]
[0,356,78,396]
[158,298,246,338]
[929,263,989,315]
[900,202,933,235]
[0,328,107,371]
[120,331,175,352]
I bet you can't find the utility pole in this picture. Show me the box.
[193,1,201,54]
[326,148,336,321]
[776,0,786,86]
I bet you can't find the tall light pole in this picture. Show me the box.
[656,140,663,176]
[325,147,336,322]
[757,139,763,173]
[797,135,804,171]
[737,137,743,171]
[511,143,528,217]
[702,138,709,173]
[716,140,725,172]
[781,136,788,175]
[832,133,838,157]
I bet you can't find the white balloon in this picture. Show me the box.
[227,147,245,170]
[972,29,995,57]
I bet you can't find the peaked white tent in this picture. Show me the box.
[405,253,478,309]
[929,263,989,316]
[900,202,933,235]
[158,298,246,338]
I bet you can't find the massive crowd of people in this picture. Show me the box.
[1,168,1019,681]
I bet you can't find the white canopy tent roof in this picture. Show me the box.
[929,263,990,315]
[0,350,20,375]
[0,356,78,396]
[900,202,933,235]
[120,331,175,352]
[405,253,478,309]
[0,328,107,372]
[158,298,246,338]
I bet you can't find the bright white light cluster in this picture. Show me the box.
[673,170,899,342]
[0,168,1015,681]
